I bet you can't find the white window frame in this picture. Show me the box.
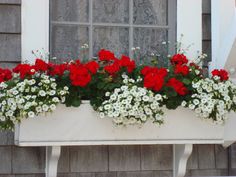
[211,0,236,71]
[21,0,202,63]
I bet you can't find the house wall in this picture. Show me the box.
[0,0,235,177]
[0,0,21,68]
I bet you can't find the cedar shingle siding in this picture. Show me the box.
[0,0,21,68]
[0,0,236,176]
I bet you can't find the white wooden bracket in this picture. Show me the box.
[173,144,193,177]
[46,146,61,177]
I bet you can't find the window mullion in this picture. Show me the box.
[89,0,93,58]
[129,0,134,58]
[168,0,177,56]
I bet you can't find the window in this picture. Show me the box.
[50,0,176,65]
[21,0,202,64]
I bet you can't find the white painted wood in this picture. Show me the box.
[14,103,236,177]
[223,79,236,147]
[15,102,227,146]
[173,144,193,177]
[177,0,202,59]
[21,0,49,63]
[223,111,236,147]
[46,146,61,177]
[210,0,221,71]
[211,0,236,71]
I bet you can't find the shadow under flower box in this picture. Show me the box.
[14,101,236,177]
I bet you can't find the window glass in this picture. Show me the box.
[50,0,176,65]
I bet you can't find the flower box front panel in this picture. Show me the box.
[14,103,227,146]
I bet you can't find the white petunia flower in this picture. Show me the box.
[50,104,56,111]
[52,97,60,103]
[42,104,49,111]
[39,90,46,97]
[28,111,35,118]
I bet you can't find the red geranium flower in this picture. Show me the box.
[211,69,229,81]
[174,65,189,76]
[171,54,188,65]
[104,61,120,75]
[85,61,99,74]
[142,67,168,92]
[119,55,136,73]
[141,66,159,76]
[166,78,188,96]
[98,49,116,61]
[75,60,81,66]
[49,63,68,76]
[13,64,36,79]
[0,68,12,83]
[69,65,91,87]
[144,74,165,92]
[34,59,49,72]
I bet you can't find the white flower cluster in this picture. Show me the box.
[0,74,69,130]
[182,77,236,124]
[98,75,165,126]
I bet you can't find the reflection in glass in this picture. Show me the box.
[51,26,89,62]
[51,0,89,22]
[134,28,168,66]
[93,0,129,23]
[133,0,167,25]
[93,27,129,58]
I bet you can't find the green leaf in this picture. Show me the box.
[164,87,177,97]
[183,78,191,85]
[165,100,179,109]
[97,82,105,89]
[71,99,81,107]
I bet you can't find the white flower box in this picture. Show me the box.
[14,101,236,177]
[14,101,236,146]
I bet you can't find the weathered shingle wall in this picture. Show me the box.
[0,138,231,177]
[0,0,235,177]
[0,0,21,68]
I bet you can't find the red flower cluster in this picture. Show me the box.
[141,66,168,91]
[104,54,136,75]
[171,54,190,76]
[69,60,99,87]
[98,49,116,61]
[13,64,36,79]
[174,65,189,76]
[0,68,12,83]
[211,69,229,81]
[69,64,91,87]
[10,58,100,87]
[104,60,120,75]
[119,55,136,73]
[85,61,99,75]
[34,59,49,72]
[48,63,68,76]
[171,54,188,65]
[166,78,188,96]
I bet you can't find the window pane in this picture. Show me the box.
[93,0,129,23]
[51,0,89,22]
[93,27,129,57]
[51,26,89,62]
[133,28,168,66]
[133,0,167,25]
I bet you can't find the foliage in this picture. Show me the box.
[0,49,235,129]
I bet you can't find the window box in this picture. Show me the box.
[15,101,235,146]
[14,101,236,177]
